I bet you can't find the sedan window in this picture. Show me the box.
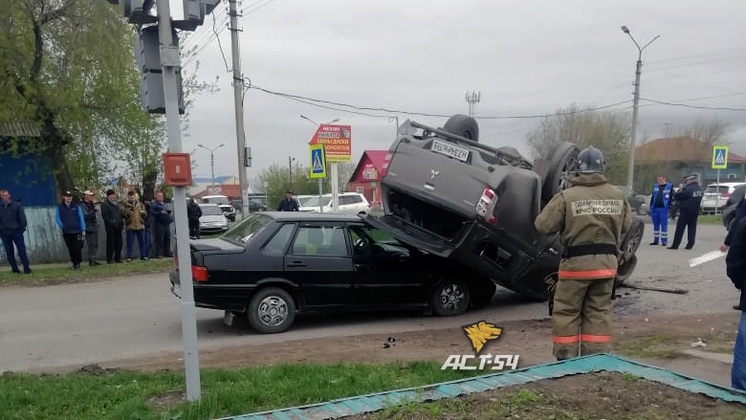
[291,225,348,257]
[222,214,273,243]
[263,223,295,255]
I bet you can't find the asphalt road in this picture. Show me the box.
[0,220,737,373]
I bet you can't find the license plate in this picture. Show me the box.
[431,139,470,162]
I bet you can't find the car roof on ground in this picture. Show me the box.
[260,211,366,222]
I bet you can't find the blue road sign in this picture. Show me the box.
[712,145,729,170]
[309,144,327,179]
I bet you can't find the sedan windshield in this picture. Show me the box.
[303,195,332,207]
[200,205,224,216]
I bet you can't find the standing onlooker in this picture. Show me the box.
[143,199,153,258]
[80,190,101,266]
[150,191,173,258]
[100,189,124,263]
[55,191,86,270]
[277,190,299,211]
[725,215,746,390]
[667,174,704,250]
[648,174,674,246]
[0,189,32,274]
[187,198,202,239]
[123,191,149,261]
[534,146,632,360]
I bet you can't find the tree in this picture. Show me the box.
[0,1,219,200]
[526,104,631,184]
[0,1,149,194]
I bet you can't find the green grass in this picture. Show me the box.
[0,362,481,420]
[697,214,725,224]
[615,335,681,359]
[0,258,173,286]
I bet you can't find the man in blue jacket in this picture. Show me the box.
[149,191,173,258]
[725,215,746,390]
[649,174,674,246]
[55,191,86,270]
[0,189,32,274]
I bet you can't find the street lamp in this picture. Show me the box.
[197,143,225,194]
[300,115,340,126]
[621,25,660,191]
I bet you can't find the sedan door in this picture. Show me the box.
[283,223,354,307]
[348,224,430,307]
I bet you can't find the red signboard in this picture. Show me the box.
[308,124,351,162]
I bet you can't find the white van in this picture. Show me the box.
[201,195,237,221]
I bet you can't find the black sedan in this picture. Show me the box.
[169,212,496,334]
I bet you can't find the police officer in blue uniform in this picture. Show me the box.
[668,174,704,250]
[649,174,674,246]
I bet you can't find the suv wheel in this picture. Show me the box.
[616,218,644,285]
[430,279,471,316]
[542,142,580,204]
[442,114,479,142]
[247,287,296,334]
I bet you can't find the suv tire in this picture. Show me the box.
[616,218,644,285]
[443,114,479,142]
[430,279,471,316]
[247,287,296,334]
[542,142,581,204]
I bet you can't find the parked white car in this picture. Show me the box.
[700,182,746,214]
[198,203,229,234]
[299,192,371,214]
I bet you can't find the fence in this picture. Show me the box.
[0,202,175,265]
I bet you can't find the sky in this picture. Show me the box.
[173,0,746,186]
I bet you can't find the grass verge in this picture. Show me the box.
[0,362,480,420]
[614,334,681,359]
[0,258,173,286]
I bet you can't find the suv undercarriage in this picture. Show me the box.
[366,114,644,300]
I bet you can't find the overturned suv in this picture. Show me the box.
[365,115,644,301]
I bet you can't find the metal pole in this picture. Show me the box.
[155,0,200,402]
[627,56,642,191]
[715,169,720,216]
[210,151,215,193]
[318,178,323,213]
[288,156,293,190]
[229,0,249,217]
[331,162,339,213]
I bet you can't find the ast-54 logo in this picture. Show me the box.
[440,320,520,371]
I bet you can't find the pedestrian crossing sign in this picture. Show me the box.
[712,145,729,169]
[309,144,327,179]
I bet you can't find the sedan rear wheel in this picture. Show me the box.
[247,287,296,334]
[431,280,471,316]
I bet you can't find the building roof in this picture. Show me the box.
[635,137,746,163]
[0,121,41,138]
[349,150,389,183]
[193,184,242,199]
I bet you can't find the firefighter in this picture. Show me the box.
[667,174,704,250]
[534,146,632,360]
[649,174,674,246]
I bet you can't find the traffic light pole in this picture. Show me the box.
[156,0,201,402]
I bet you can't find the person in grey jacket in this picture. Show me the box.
[80,190,101,266]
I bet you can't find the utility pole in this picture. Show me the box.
[465,90,481,117]
[288,156,295,190]
[155,0,200,402]
[198,143,224,194]
[621,25,660,191]
[229,0,249,215]
[663,122,671,138]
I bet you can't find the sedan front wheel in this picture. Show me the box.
[247,287,296,334]
[431,280,471,316]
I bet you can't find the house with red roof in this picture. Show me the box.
[634,137,746,189]
[348,150,390,209]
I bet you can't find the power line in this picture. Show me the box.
[640,98,746,111]
[212,12,230,72]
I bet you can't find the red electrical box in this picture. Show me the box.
[162,152,193,186]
